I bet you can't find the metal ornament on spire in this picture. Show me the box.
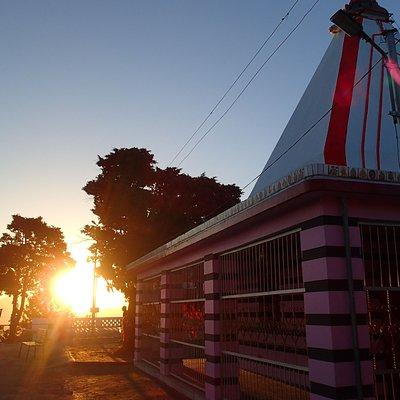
[345,0,390,20]
[331,2,400,125]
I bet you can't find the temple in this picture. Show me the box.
[127,1,400,399]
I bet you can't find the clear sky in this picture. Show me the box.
[0,0,399,322]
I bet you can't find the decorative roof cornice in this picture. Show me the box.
[126,164,400,271]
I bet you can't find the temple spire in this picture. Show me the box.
[250,0,399,197]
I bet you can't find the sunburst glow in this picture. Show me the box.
[51,244,125,316]
[52,265,93,314]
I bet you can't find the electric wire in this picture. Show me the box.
[177,0,321,168]
[195,55,385,226]
[394,122,400,169]
[167,0,301,166]
[204,54,382,220]
[241,56,384,192]
[241,110,331,191]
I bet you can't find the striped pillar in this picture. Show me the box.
[134,280,143,364]
[301,219,374,399]
[204,255,222,400]
[160,271,170,376]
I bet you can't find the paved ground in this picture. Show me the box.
[0,338,186,400]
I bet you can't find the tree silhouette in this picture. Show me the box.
[0,215,73,340]
[82,147,241,347]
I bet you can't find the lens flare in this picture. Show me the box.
[52,266,93,315]
[51,264,125,316]
[386,58,400,86]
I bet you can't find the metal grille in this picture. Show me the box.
[221,294,307,366]
[141,276,161,304]
[168,263,205,389]
[141,334,160,367]
[220,230,302,297]
[361,224,400,399]
[142,303,160,337]
[169,263,204,301]
[140,276,161,368]
[170,301,205,345]
[141,276,161,337]
[170,340,206,390]
[220,230,308,399]
[362,224,400,289]
[221,352,309,400]
[170,263,205,346]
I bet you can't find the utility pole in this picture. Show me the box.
[90,250,99,334]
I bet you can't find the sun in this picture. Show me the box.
[51,244,126,316]
[52,265,93,315]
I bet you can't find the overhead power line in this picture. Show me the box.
[177,0,321,168]
[214,59,385,225]
[241,56,384,192]
[394,123,400,169]
[242,33,400,192]
[196,55,384,226]
[167,0,301,167]
[242,110,331,191]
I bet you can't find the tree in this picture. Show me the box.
[0,215,73,340]
[83,148,242,348]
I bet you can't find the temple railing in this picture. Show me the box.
[71,317,122,337]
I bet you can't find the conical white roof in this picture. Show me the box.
[251,0,400,196]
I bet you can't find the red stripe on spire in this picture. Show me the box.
[324,35,361,165]
[376,60,385,170]
[360,43,374,168]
